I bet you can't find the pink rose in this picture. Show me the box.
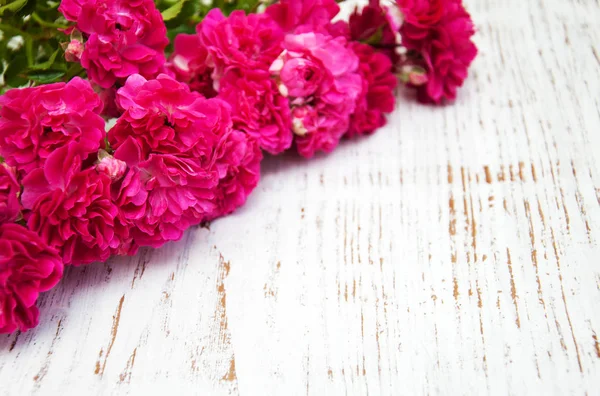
[80,31,166,90]
[266,0,340,33]
[110,74,226,156]
[108,74,246,248]
[22,144,121,266]
[0,223,63,334]
[112,137,218,248]
[109,168,145,256]
[397,0,445,27]
[65,39,84,62]
[96,152,127,180]
[349,0,399,63]
[58,0,86,21]
[290,105,317,136]
[0,163,21,224]
[398,0,477,103]
[94,84,122,118]
[59,0,169,88]
[292,106,349,156]
[208,131,262,221]
[282,33,362,109]
[278,57,324,97]
[218,69,293,155]
[347,42,398,137]
[165,34,217,98]
[0,78,105,177]
[197,9,284,80]
[325,20,351,40]
[270,32,362,157]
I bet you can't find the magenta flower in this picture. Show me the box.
[398,0,477,103]
[110,74,226,155]
[290,105,347,156]
[397,0,445,27]
[270,32,362,157]
[112,137,218,248]
[0,163,21,224]
[21,144,121,266]
[0,78,105,177]
[349,0,399,63]
[266,0,340,33]
[208,131,262,221]
[95,84,122,118]
[0,223,63,334]
[218,69,293,155]
[197,9,284,81]
[165,34,217,98]
[59,0,169,88]
[347,42,398,137]
[279,57,324,97]
[350,0,398,42]
[108,74,251,248]
[108,167,146,256]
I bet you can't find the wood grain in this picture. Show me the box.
[1,0,599,394]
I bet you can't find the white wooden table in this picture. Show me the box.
[1,0,599,394]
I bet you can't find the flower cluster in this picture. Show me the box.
[0,164,21,224]
[59,0,169,89]
[0,77,105,176]
[0,224,63,333]
[397,0,477,103]
[165,0,398,158]
[108,74,261,247]
[0,0,476,334]
[348,0,477,103]
[0,73,259,331]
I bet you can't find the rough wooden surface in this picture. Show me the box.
[1,0,599,394]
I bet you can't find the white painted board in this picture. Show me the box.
[1,0,599,394]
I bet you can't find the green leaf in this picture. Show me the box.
[28,48,60,70]
[31,11,69,28]
[363,28,383,46]
[16,0,36,17]
[64,62,85,80]
[24,36,34,66]
[166,23,196,42]
[164,0,196,29]
[161,0,186,21]
[0,0,27,15]
[27,70,65,83]
[4,54,29,87]
[45,1,60,9]
[0,23,31,38]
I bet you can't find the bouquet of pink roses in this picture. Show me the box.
[0,0,476,334]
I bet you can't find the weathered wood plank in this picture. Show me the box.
[1,0,599,394]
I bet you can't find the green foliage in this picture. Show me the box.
[155,0,266,23]
[0,0,72,92]
[0,0,277,92]
[161,0,187,21]
[211,0,263,15]
[0,0,29,16]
